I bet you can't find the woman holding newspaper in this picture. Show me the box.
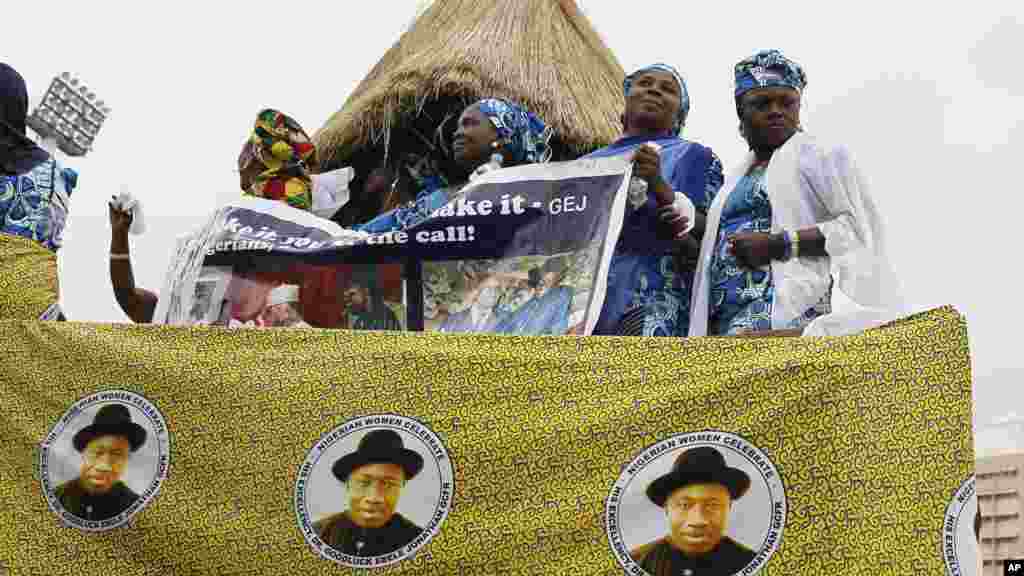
[108,109,341,324]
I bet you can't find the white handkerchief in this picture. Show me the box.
[113,190,146,235]
[672,192,696,235]
[311,167,355,218]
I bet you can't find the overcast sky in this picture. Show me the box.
[4,2,1021,455]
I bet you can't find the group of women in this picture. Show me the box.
[104,48,903,337]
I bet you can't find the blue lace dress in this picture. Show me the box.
[708,165,830,335]
[0,157,75,252]
[585,135,723,337]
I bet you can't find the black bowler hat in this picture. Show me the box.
[646,446,751,507]
[332,429,424,483]
[72,404,148,453]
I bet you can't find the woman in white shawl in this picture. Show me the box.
[688,49,905,338]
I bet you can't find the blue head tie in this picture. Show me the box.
[623,63,690,136]
[473,98,553,165]
[734,49,807,116]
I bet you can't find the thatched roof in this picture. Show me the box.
[314,0,625,179]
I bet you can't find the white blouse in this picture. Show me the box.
[689,132,907,337]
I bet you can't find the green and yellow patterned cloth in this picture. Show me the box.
[0,232,58,320]
[238,109,317,212]
[0,306,972,575]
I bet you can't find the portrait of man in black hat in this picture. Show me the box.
[313,429,425,556]
[630,446,757,576]
[53,404,148,522]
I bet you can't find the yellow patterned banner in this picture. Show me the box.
[0,233,58,321]
[0,307,973,575]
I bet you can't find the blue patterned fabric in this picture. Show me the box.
[586,135,723,336]
[474,98,552,165]
[0,158,76,252]
[708,166,829,335]
[493,286,573,335]
[708,166,773,335]
[734,49,807,115]
[354,183,452,234]
[624,64,690,136]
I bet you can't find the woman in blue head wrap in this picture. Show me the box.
[1,63,78,255]
[688,50,905,338]
[354,98,551,234]
[586,63,724,337]
[1,63,77,321]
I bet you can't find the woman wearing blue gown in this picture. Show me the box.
[1,63,77,321]
[586,64,724,337]
[689,50,905,338]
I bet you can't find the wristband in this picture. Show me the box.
[787,230,800,259]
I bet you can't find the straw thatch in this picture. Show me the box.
[314,0,626,222]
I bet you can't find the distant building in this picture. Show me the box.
[977,452,1024,573]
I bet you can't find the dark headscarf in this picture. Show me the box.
[473,98,552,165]
[0,63,49,175]
[733,49,808,118]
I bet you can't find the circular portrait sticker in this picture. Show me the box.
[296,414,455,568]
[39,391,170,531]
[944,474,980,576]
[606,431,786,576]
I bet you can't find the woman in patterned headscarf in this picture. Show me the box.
[688,50,905,337]
[354,97,552,234]
[585,63,724,338]
[237,109,318,212]
[108,108,320,324]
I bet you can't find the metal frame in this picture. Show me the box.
[25,72,109,157]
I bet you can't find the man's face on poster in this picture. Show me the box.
[666,483,732,556]
[80,435,131,495]
[347,463,406,529]
[261,302,299,327]
[226,274,279,321]
[475,279,500,309]
[540,271,559,294]
[345,284,368,312]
